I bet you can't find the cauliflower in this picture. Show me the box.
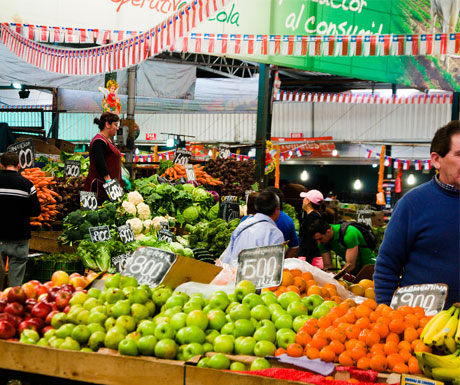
[122,201,137,215]
[135,233,146,241]
[127,191,144,206]
[126,218,143,234]
[136,202,151,220]
[152,216,168,230]
[143,219,153,232]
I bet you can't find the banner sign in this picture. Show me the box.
[271,137,335,158]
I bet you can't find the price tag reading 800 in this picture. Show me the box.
[89,225,111,243]
[80,191,98,211]
[8,139,34,169]
[236,244,285,289]
[390,283,448,316]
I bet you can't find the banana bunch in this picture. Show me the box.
[415,349,460,382]
[421,304,460,353]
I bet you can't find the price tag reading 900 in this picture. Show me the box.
[390,284,448,316]
[236,244,285,289]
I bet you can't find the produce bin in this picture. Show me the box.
[24,259,84,283]
[29,231,77,254]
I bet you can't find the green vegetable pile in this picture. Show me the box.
[185,218,240,261]
[125,236,194,259]
[77,239,126,273]
[41,152,90,177]
[372,225,386,254]
[283,203,300,232]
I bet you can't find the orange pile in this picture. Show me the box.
[264,269,344,303]
[287,300,433,374]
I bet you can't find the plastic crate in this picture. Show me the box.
[24,259,85,283]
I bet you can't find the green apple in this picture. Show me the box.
[277,292,301,310]
[144,300,156,317]
[60,337,80,351]
[140,284,152,298]
[183,301,202,314]
[76,309,89,325]
[225,302,240,314]
[81,347,93,352]
[293,315,312,332]
[229,304,251,321]
[104,273,121,289]
[275,314,293,330]
[197,357,210,368]
[44,328,56,340]
[91,305,106,315]
[71,325,91,344]
[207,309,227,330]
[87,323,105,334]
[256,319,276,331]
[175,326,205,345]
[111,299,131,318]
[48,337,64,348]
[250,358,271,370]
[120,275,138,289]
[189,293,206,307]
[302,294,324,312]
[253,326,276,343]
[87,311,107,325]
[220,322,235,335]
[118,338,139,356]
[137,335,157,356]
[88,331,106,351]
[186,310,208,330]
[183,342,204,360]
[208,353,231,369]
[170,312,187,331]
[104,288,125,304]
[234,280,256,302]
[254,340,276,357]
[151,286,173,307]
[250,305,271,321]
[228,293,237,303]
[21,329,40,343]
[202,342,213,353]
[312,303,332,319]
[37,338,49,347]
[234,336,256,355]
[51,312,67,329]
[154,322,176,340]
[213,335,234,354]
[55,323,75,339]
[233,319,255,338]
[230,362,247,371]
[126,331,141,342]
[87,288,101,299]
[104,328,125,350]
[129,287,149,305]
[276,328,296,349]
[69,291,88,306]
[260,291,277,306]
[322,300,339,309]
[242,293,264,309]
[205,329,220,344]
[109,325,128,336]
[176,344,187,361]
[104,317,116,330]
[83,297,101,311]
[154,338,178,359]
[208,292,230,311]
[268,303,284,314]
[115,315,136,333]
[137,320,157,336]
[163,306,182,318]
[131,303,150,322]
[287,301,308,318]
[164,295,186,309]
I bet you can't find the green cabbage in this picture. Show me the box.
[183,206,200,223]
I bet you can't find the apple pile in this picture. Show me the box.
[13,273,341,372]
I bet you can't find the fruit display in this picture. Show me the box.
[343,279,376,300]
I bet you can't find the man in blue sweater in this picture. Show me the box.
[374,121,460,307]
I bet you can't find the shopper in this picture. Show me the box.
[0,152,41,288]
[264,187,299,259]
[84,112,123,203]
[298,190,325,264]
[241,192,258,222]
[309,218,376,275]
[374,121,460,307]
[222,191,284,264]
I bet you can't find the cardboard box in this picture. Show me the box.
[49,138,76,153]
[18,136,61,155]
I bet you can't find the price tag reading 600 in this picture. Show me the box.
[117,224,135,244]
[236,244,285,289]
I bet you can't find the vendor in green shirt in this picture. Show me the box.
[308,218,376,275]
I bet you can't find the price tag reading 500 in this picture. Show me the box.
[236,244,285,289]
[89,225,111,243]
[64,160,81,177]
[103,179,124,201]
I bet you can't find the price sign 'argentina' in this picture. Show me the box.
[219,196,240,222]
[89,225,111,243]
[121,247,177,287]
[174,149,192,165]
[64,160,81,177]
[390,283,448,316]
[80,191,98,211]
[103,179,124,201]
[7,139,34,169]
[236,244,285,289]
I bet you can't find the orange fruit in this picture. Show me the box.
[356,317,371,330]
[306,279,318,288]
[369,311,381,323]
[355,305,373,318]
[370,343,385,355]
[311,334,328,350]
[358,329,371,343]
[281,270,294,286]
[386,333,400,344]
[345,325,361,340]
[404,314,420,329]
[377,316,391,326]
[345,339,360,351]
[338,323,351,333]
[350,347,367,362]
[365,330,381,347]
[393,363,409,374]
[330,306,346,317]
[397,306,414,316]
[389,318,405,334]
[293,277,307,293]
[370,355,387,372]
[413,341,431,353]
[357,356,371,370]
[275,347,286,356]
[387,353,405,370]
[338,351,354,366]
[404,327,419,343]
[305,347,320,359]
[373,324,390,339]
[307,285,322,296]
[343,310,357,324]
[301,271,313,282]
[287,285,301,294]
[384,341,399,355]
[318,316,332,329]
[295,331,311,347]
[419,317,431,329]
[398,341,412,352]
[330,329,347,343]
[290,269,303,277]
[408,356,422,374]
[287,343,304,357]
[301,318,319,336]
[329,340,345,355]
[319,347,336,362]
[362,299,377,310]
[399,349,413,363]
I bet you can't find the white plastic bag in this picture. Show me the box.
[174,281,235,298]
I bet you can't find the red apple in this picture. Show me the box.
[7,286,27,304]
[31,301,52,319]
[0,298,7,312]
[4,302,24,317]
[63,306,71,314]
[18,320,39,333]
[28,317,44,331]
[25,298,38,313]
[51,271,69,287]
[47,286,61,302]
[45,310,59,325]
[55,291,72,310]
[22,282,38,299]
[0,320,16,339]
[69,273,82,279]
[60,284,76,294]
[69,276,87,289]
[36,284,49,296]
[38,293,48,302]
[42,325,54,335]
[0,313,20,328]
[43,281,54,290]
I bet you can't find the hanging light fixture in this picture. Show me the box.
[332,149,338,157]
[353,179,363,190]
[300,170,309,181]
[407,174,416,185]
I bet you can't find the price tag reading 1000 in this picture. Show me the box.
[390,283,448,316]
[80,191,98,211]
[236,244,285,289]
[7,139,34,169]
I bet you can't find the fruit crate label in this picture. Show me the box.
[158,229,174,244]
[356,209,372,227]
[89,225,111,243]
[80,191,98,211]
[64,160,81,177]
[236,244,285,289]
[390,283,448,316]
[117,224,135,244]
[185,164,196,181]
[103,179,124,201]
[112,252,132,273]
[174,149,192,165]
[217,144,230,159]
[121,246,177,287]
[7,139,34,169]
[219,196,239,222]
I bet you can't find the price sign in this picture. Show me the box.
[160,221,170,230]
[174,149,192,165]
[89,225,111,243]
[103,179,124,201]
[218,144,230,159]
[356,210,373,227]
[112,253,132,273]
[80,191,98,211]
[185,164,196,182]
[236,244,285,289]
[117,224,135,244]
[64,160,81,177]
[7,139,34,169]
[158,230,174,244]
[219,196,240,222]
[390,284,448,316]
[121,247,177,286]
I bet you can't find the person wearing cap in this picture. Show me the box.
[308,218,376,276]
[264,187,299,259]
[298,190,325,264]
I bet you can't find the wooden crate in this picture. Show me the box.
[29,231,77,254]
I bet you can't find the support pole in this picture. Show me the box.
[125,66,137,176]
[452,92,459,121]
[49,88,59,139]
[255,64,270,186]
